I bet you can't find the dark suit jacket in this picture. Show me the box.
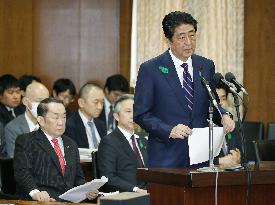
[65,112,107,148]
[134,50,225,168]
[98,128,147,192]
[98,106,107,127]
[13,129,86,200]
[0,103,25,126]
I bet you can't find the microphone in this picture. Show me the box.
[225,72,248,95]
[213,73,238,96]
[200,76,219,109]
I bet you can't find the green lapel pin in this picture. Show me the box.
[159,66,169,74]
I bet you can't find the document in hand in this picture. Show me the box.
[59,176,108,203]
[188,127,224,165]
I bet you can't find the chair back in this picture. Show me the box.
[267,122,275,140]
[242,121,264,162]
[0,157,16,195]
[253,140,275,163]
[91,151,99,179]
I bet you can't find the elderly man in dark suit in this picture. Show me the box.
[65,83,106,149]
[98,94,147,193]
[13,98,97,202]
[134,11,235,168]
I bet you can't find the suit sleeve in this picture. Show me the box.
[98,137,136,191]
[134,63,173,142]
[14,135,39,194]
[4,123,19,158]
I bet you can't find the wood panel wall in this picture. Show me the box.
[0,0,33,78]
[0,0,121,90]
[244,0,275,129]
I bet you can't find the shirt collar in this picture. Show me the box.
[78,109,93,124]
[25,112,39,131]
[169,49,192,69]
[117,126,139,141]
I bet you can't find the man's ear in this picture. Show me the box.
[37,116,45,127]
[78,98,85,108]
[53,90,57,97]
[113,113,119,122]
[22,97,30,108]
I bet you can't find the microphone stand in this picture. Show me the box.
[197,101,218,172]
[208,102,215,168]
[233,93,247,169]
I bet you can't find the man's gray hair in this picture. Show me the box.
[113,94,134,113]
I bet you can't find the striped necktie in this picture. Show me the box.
[51,138,66,176]
[87,121,99,149]
[181,63,194,111]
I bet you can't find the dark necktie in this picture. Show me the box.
[181,63,194,111]
[131,135,144,167]
[8,108,16,118]
[51,138,66,176]
[108,105,114,131]
[87,121,99,149]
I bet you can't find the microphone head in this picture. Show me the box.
[213,73,224,84]
[225,72,236,82]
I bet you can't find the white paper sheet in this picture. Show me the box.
[188,127,224,165]
[59,176,108,203]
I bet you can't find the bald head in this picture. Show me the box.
[25,82,49,102]
[79,83,102,100]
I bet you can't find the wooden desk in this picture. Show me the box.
[138,168,275,205]
[0,199,97,205]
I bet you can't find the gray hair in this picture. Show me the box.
[113,94,134,113]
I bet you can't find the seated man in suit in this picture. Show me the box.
[0,74,25,126]
[52,78,76,118]
[215,85,241,167]
[13,97,98,202]
[5,81,49,157]
[65,83,106,148]
[98,94,147,193]
[98,74,129,134]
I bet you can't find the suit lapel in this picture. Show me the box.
[75,112,89,148]
[115,129,140,167]
[136,137,147,166]
[35,129,64,176]
[63,136,73,177]
[159,50,189,111]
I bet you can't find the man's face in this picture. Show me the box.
[105,89,124,104]
[1,87,21,108]
[168,24,196,62]
[54,89,74,107]
[39,103,66,137]
[114,99,134,133]
[216,88,228,109]
[79,88,104,119]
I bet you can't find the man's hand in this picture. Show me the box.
[170,124,192,139]
[219,149,241,167]
[136,188,147,193]
[32,191,55,202]
[221,115,235,134]
[86,191,98,200]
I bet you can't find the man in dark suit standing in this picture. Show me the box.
[13,98,97,202]
[98,95,147,193]
[134,11,235,168]
[65,83,106,149]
